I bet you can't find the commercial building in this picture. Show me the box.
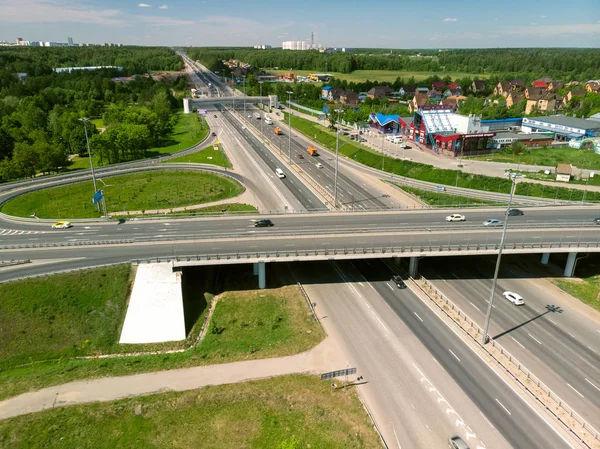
[282,41,311,50]
[521,115,600,141]
[489,132,553,150]
[408,106,495,156]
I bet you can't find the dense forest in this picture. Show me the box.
[0,47,186,180]
[187,47,600,82]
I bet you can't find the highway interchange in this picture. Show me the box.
[0,53,599,449]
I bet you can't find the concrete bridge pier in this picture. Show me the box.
[253,262,266,289]
[541,253,550,265]
[409,257,419,278]
[564,252,577,277]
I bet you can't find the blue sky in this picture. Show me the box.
[1,0,599,48]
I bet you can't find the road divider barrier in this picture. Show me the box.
[414,275,600,449]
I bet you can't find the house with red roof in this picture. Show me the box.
[448,82,460,90]
[432,81,446,89]
[532,80,548,88]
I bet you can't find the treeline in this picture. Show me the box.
[0,47,185,180]
[0,46,183,77]
[187,47,600,81]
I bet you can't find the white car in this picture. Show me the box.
[483,219,503,226]
[315,163,323,169]
[446,214,465,222]
[503,291,524,305]
[275,168,286,179]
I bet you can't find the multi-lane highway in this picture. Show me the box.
[294,259,575,449]
[421,256,600,427]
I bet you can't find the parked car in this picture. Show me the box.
[446,214,466,222]
[52,221,72,229]
[506,209,524,216]
[483,219,503,226]
[254,219,274,228]
[392,275,407,289]
[503,291,524,305]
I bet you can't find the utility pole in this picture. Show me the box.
[243,76,246,117]
[380,132,385,171]
[334,108,342,208]
[287,91,293,164]
[259,81,264,135]
[482,174,517,344]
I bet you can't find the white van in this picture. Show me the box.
[275,168,286,179]
[264,118,273,125]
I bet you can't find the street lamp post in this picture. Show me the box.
[380,132,385,171]
[231,73,235,110]
[287,91,293,164]
[481,174,518,344]
[259,81,264,135]
[334,108,343,208]
[243,77,246,117]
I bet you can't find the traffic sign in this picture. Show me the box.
[92,190,103,205]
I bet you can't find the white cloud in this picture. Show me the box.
[159,4,168,9]
[443,17,458,22]
[0,0,124,25]
[138,3,151,7]
[138,15,193,25]
[540,15,547,18]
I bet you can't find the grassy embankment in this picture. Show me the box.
[399,185,502,206]
[0,375,380,449]
[0,171,244,219]
[0,266,324,400]
[284,112,600,202]
[554,255,600,314]
[268,69,490,83]
[165,144,231,168]
[68,112,209,170]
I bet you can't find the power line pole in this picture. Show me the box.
[334,108,342,208]
[79,117,101,212]
[287,91,293,164]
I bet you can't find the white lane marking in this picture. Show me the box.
[511,337,526,349]
[567,383,584,398]
[567,332,576,339]
[387,283,395,291]
[528,334,542,345]
[393,427,402,449]
[414,312,423,322]
[448,349,461,362]
[587,346,596,353]
[468,301,480,311]
[451,273,459,279]
[548,318,558,325]
[585,378,600,393]
[495,398,511,415]
[358,282,364,287]
[372,311,389,332]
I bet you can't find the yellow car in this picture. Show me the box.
[52,221,72,229]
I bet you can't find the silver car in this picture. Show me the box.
[483,219,503,226]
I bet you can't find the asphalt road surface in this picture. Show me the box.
[420,256,600,427]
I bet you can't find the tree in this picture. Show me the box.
[11,142,40,177]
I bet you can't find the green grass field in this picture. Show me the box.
[468,147,600,171]
[1,171,244,219]
[269,69,490,83]
[0,270,324,401]
[284,112,600,203]
[165,144,232,168]
[0,265,133,369]
[399,185,502,207]
[0,375,380,449]
[66,112,209,171]
[125,203,257,218]
[91,118,105,129]
[147,112,209,156]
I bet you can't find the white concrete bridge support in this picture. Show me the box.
[564,252,577,277]
[258,262,266,289]
[253,262,259,276]
[541,253,550,265]
[409,257,419,278]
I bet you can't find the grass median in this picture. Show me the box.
[164,144,231,168]
[398,185,503,207]
[0,375,380,449]
[0,171,244,219]
[284,112,600,202]
[0,266,324,400]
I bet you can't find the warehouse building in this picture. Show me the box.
[521,115,600,141]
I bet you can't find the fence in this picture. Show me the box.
[415,275,600,449]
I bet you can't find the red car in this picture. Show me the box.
[297,154,304,159]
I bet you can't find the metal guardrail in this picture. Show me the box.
[416,275,600,449]
[0,259,31,267]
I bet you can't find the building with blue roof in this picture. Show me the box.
[368,113,409,134]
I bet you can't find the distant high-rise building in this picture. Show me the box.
[67,37,73,46]
[282,40,311,51]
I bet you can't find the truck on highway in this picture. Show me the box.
[264,116,273,125]
[274,127,283,135]
[307,146,319,156]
